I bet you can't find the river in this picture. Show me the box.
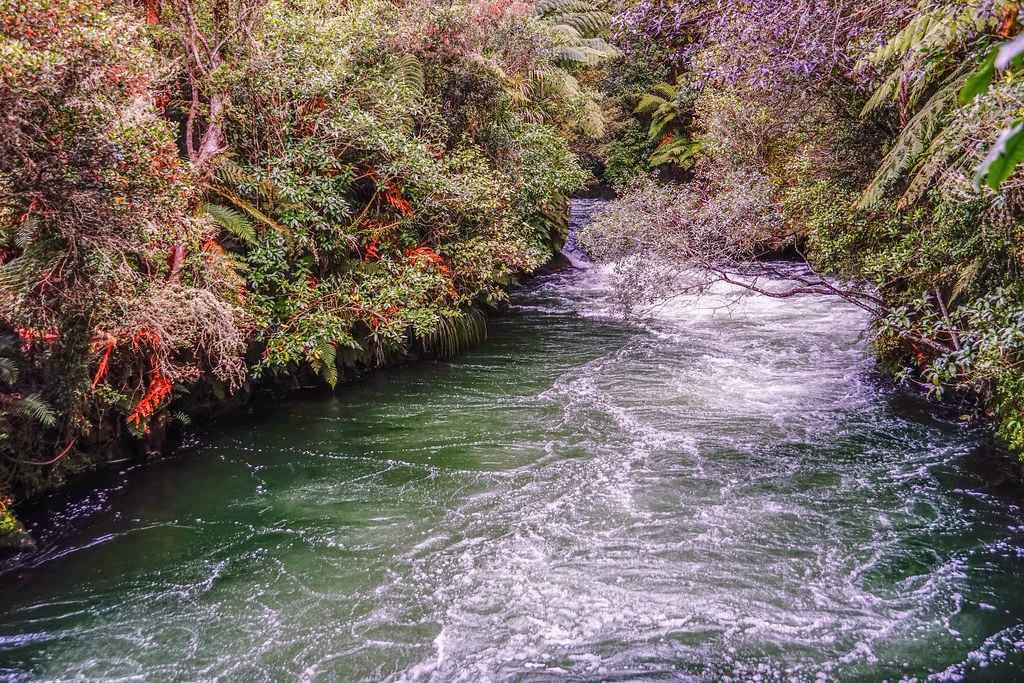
[2,200,1024,681]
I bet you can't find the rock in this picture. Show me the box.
[0,506,36,554]
[532,252,574,276]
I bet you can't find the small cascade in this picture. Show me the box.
[560,197,606,269]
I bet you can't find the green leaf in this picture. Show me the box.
[959,47,997,104]
[634,93,667,115]
[975,120,1024,190]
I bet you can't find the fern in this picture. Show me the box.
[951,256,984,303]
[857,67,969,209]
[897,129,970,209]
[204,203,258,245]
[0,250,60,294]
[634,79,691,144]
[860,70,901,117]
[648,106,677,139]
[649,137,703,167]
[203,183,291,238]
[555,43,619,66]
[536,0,596,14]
[213,157,256,189]
[634,92,669,115]
[310,339,339,388]
[422,308,488,357]
[0,357,18,386]
[11,394,56,428]
[396,54,425,99]
[536,0,619,66]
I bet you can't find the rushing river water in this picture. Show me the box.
[4,200,1024,682]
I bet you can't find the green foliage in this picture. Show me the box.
[602,120,655,187]
[976,121,1024,189]
[204,203,258,245]
[857,68,971,209]
[421,308,488,357]
[0,502,19,536]
[594,0,1024,458]
[536,0,619,66]
[649,136,703,167]
[0,0,596,500]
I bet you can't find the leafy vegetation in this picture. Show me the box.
[0,0,606,508]
[585,0,1024,455]
[8,0,1024,525]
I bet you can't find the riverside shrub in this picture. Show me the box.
[0,0,596,501]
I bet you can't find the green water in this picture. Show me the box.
[3,200,1024,681]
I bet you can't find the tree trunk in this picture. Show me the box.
[191,92,230,170]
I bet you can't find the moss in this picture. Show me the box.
[0,501,34,552]
[0,507,17,536]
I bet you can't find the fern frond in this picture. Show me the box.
[14,215,39,249]
[204,203,258,245]
[536,0,597,14]
[547,23,584,44]
[12,394,56,428]
[951,257,983,303]
[537,0,616,63]
[0,357,18,386]
[634,93,668,114]
[0,251,59,293]
[857,67,969,209]
[649,137,703,167]
[310,339,338,388]
[897,129,969,209]
[396,54,425,99]
[554,11,612,36]
[651,82,678,99]
[554,45,617,65]
[212,158,255,189]
[421,308,488,358]
[860,69,902,116]
[203,183,291,238]
[648,107,676,139]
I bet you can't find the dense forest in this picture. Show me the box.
[3,0,1024,543]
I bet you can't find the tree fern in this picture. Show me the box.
[857,67,969,209]
[536,0,596,14]
[897,128,970,209]
[859,0,1011,71]
[858,0,1013,116]
[633,79,695,162]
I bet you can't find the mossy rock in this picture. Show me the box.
[0,507,35,553]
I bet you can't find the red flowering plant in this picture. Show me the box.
[0,0,246,457]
